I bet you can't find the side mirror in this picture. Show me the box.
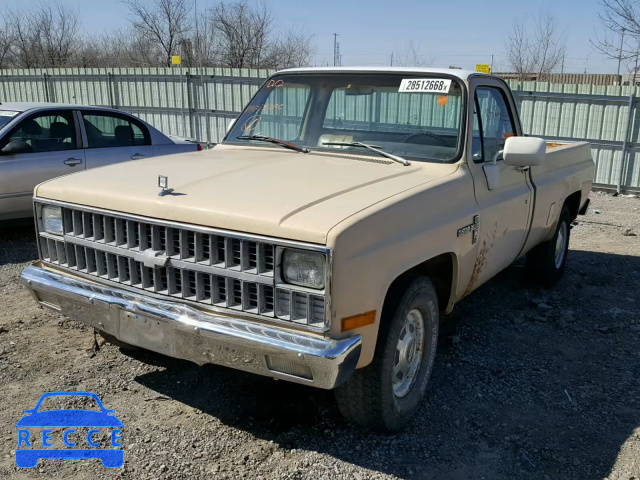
[503,137,546,167]
[1,139,32,155]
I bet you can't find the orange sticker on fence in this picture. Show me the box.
[437,96,448,106]
[503,132,515,140]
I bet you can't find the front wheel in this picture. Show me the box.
[526,204,571,287]
[335,277,439,433]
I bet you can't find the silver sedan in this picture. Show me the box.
[0,103,200,221]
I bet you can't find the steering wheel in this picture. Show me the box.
[403,130,449,146]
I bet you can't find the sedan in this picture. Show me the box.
[0,102,201,221]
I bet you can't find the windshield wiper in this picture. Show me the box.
[237,135,309,153]
[322,141,410,166]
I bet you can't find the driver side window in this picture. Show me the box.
[1,111,77,155]
[475,87,516,163]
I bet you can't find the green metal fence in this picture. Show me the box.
[0,68,639,192]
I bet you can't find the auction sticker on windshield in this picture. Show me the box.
[398,79,452,93]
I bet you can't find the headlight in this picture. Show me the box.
[42,205,63,235]
[281,249,326,290]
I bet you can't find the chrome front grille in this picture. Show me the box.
[61,208,275,274]
[38,204,327,329]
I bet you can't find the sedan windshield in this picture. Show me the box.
[225,73,465,163]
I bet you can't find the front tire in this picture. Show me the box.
[335,277,439,433]
[526,204,571,287]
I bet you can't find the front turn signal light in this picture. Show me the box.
[341,310,376,332]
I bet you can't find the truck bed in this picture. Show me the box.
[522,141,594,254]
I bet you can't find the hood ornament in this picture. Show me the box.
[158,175,174,197]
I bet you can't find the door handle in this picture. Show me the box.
[64,158,83,167]
[515,166,530,172]
[130,153,146,160]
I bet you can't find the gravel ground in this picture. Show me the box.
[0,192,639,480]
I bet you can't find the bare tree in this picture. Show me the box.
[124,0,192,66]
[0,18,14,68]
[191,15,219,67]
[506,18,533,78]
[0,0,313,69]
[270,28,314,69]
[506,13,566,80]
[209,1,273,68]
[8,1,82,68]
[393,41,433,67]
[592,0,640,74]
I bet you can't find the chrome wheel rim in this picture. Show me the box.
[555,221,568,269]
[393,308,425,398]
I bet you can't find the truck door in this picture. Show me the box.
[466,79,533,289]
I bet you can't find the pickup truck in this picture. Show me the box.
[21,67,594,432]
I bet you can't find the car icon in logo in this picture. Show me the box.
[15,391,123,468]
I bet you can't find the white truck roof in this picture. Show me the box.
[277,66,494,81]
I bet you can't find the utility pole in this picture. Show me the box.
[391,52,394,67]
[333,33,339,67]
[617,28,626,76]
[490,54,494,73]
[561,54,565,74]
[194,0,201,69]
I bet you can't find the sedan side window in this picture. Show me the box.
[475,87,516,162]
[0,111,76,155]
[82,112,151,148]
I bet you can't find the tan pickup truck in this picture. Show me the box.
[21,67,594,432]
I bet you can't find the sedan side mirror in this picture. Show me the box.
[503,137,546,167]
[1,139,32,155]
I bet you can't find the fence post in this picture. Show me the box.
[186,71,194,139]
[107,72,115,108]
[0,73,7,102]
[617,95,635,194]
[43,73,50,102]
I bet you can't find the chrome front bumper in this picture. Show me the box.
[20,264,361,389]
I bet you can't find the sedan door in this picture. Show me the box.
[80,110,155,169]
[0,109,85,221]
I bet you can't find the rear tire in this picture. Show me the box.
[334,277,439,433]
[526,204,571,287]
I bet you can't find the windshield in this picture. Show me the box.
[225,73,465,163]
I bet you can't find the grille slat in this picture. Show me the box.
[38,207,331,326]
[127,220,139,249]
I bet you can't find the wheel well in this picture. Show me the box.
[381,253,455,321]
[564,191,582,221]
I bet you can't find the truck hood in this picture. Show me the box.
[35,145,459,244]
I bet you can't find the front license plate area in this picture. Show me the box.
[118,311,171,355]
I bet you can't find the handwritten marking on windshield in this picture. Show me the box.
[247,104,284,113]
[267,79,284,88]
[241,115,262,132]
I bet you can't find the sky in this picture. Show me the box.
[3,0,623,74]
